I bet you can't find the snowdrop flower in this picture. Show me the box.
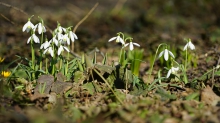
[22,20,34,33]
[108,35,125,45]
[57,33,64,41]
[34,22,46,34]
[166,67,179,78]
[43,46,54,57]
[183,40,195,51]
[55,25,66,34]
[58,45,70,55]
[40,40,50,49]
[69,31,78,42]
[124,42,140,50]
[62,34,70,45]
[50,36,59,46]
[27,34,40,44]
[158,49,175,61]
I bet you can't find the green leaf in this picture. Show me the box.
[94,64,115,74]
[156,87,177,100]
[74,71,86,83]
[82,82,101,95]
[185,92,200,101]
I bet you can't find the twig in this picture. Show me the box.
[0,2,28,16]
[0,13,15,25]
[73,3,99,33]
[111,0,127,15]
[71,2,99,51]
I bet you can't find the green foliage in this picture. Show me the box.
[128,49,144,76]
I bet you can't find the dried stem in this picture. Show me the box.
[111,0,127,15]
[71,2,99,51]
[0,2,28,16]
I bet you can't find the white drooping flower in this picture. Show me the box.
[55,25,66,34]
[27,34,40,44]
[22,20,34,33]
[166,67,179,78]
[108,35,125,45]
[43,46,54,57]
[124,42,140,51]
[34,22,46,34]
[57,33,64,41]
[40,40,50,49]
[58,45,70,55]
[158,49,175,61]
[62,34,70,45]
[183,40,195,51]
[49,36,59,46]
[69,31,78,42]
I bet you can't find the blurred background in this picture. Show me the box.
[1,0,220,63]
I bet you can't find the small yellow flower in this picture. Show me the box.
[0,57,4,63]
[1,71,11,78]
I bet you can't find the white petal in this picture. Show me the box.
[164,49,169,61]
[158,50,164,58]
[69,32,78,42]
[67,38,70,45]
[63,46,70,52]
[168,51,175,58]
[116,36,121,42]
[29,21,34,29]
[32,34,40,43]
[62,28,66,33]
[183,44,188,51]
[38,23,42,34]
[23,21,34,32]
[43,26,46,33]
[166,69,172,78]
[129,42,134,50]
[133,43,140,47]
[58,46,63,55]
[108,37,117,42]
[119,38,125,45]
[48,47,54,57]
[33,24,38,32]
[43,48,48,54]
[73,33,78,39]
[53,38,58,46]
[124,43,129,48]
[57,33,63,41]
[189,42,195,50]
[22,22,28,32]
[173,67,179,71]
[69,32,75,42]
[58,26,62,33]
[27,37,31,44]
[40,44,44,49]
[44,41,50,49]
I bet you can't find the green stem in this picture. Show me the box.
[46,58,48,74]
[149,43,166,76]
[65,51,69,75]
[31,38,35,80]
[39,33,43,70]
[119,48,123,65]
[52,44,56,76]
[60,57,62,70]
[185,49,188,70]
[183,49,188,84]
